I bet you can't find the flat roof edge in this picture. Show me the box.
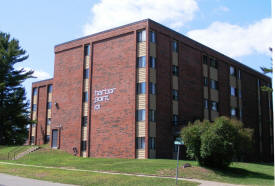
[32,78,53,85]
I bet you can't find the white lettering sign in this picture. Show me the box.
[94,88,116,110]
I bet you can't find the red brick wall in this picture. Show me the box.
[218,61,230,116]
[52,47,83,155]
[36,86,47,145]
[89,32,136,158]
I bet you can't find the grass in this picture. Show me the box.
[0,164,198,186]
[0,145,35,160]
[1,146,274,185]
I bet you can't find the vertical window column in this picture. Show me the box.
[136,29,147,159]
[148,30,157,159]
[31,87,38,145]
[209,57,219,121]
[172,40,179,126]
[81,44,90,157]
[257,79,263,154]
[202,55,209,120]
[229,66,238,119]
[46,84,53,143]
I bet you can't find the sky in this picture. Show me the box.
[0,0,271,101]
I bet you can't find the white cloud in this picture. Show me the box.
[218,6,229,12]
[21,67,51,80]
[187,18,272,58]
[83,0,199,35]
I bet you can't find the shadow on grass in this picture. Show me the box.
[208,166,274,181]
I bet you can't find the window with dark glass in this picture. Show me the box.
[31,136,35,144]
[81,141,87,151]
[239,89,242,98]
[84,69,89,79]
[231,108,237,116]
[203,55,208,64]
[137,82,146,94]
[210,79,218,89]
[211,101,218,111]
[33,88,38,96]
[230,86,236,96]
[239,109,243,119]
[238,69,241,79]
[47,102,52,109]
[172,89,178,100]
[149,137,156,149]
[172,114,178,125]
[82,116,87,126]
[204,99,208,109]
[136,137,145,149]
[203,77,208,86]
[149,57,156,68]
[83,92,88,102]
[149,82,156,94]
[84,45,90,56]
[150,31,156,43]
[172,40,178,52]
[210,58,218,68]
[48,85,53,93]
[137,56,146,68]
[47,118,51,125]
[149,110,156,122]
[137,30,146,42]
[230,66,236,76]
[136,109,146,121]
[172,65,179,76]
[32,104,37,111]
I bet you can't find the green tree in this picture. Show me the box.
[0,32,34,145]
[181,117,253,168]
[261,47,272,92]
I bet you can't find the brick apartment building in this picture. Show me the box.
[29,19,273,162]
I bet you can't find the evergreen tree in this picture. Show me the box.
[0,32,34,145]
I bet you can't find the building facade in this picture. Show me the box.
[29,19,273,161]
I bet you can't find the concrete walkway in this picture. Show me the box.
[0,162,245,186]
[0,173,75,186]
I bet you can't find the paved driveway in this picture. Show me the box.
[0,173,76,186]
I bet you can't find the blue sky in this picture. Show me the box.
[0,0,271,101]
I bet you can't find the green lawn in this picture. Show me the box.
[1,146,274,185]
[0,164,197,186]
[0,145,35,160]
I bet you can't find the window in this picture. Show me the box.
[137,30,146,42]
[33,88,38,96]
[210,80,218,90]
[84,69,89,79]
[83,92,88,102]
[203,55,208,64]
[45,135,50,143]
[149,57,156,68]
[137,56,146,68]
[230,87,236,96]
[81,141,87,151]
[239,109,243,119]
[137,82,146,94]
[32,104,37,111]
[203,77,208,86]
[150,31,156,43]
[82,116,87,126]
[47,102,52,109]
[149,137,156,149]
[204,99,208,109]
[230,66,236,76]
[149,110,156,122]
[172,65,179,76]
[48,85,53,93]
[136,109,146,121]
[231,108,237,117]
[31,136,35,144]
[172,115,178,126]
[84,45,90,56]
[172,89,178,100]
[172,40,178,52]
[210,58,218,68]
[47,118,51,125]
[238,69,241,79]
[211,101,218,111]
[149,83,156,94]
[136,137,145,149]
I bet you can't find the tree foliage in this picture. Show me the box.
[181,116,253,168]
[0,32,34,145]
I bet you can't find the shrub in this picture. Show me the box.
[181,116,253,168]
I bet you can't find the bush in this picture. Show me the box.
[181,116,253,168]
